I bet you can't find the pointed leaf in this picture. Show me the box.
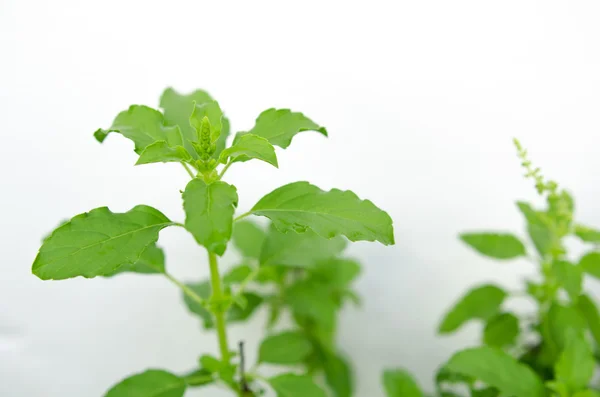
[445,347,545,397]
[545,303,587,356]
[219,134,278,167]
[245,108,327,148]
[553,260,582,301]
[439,285,506,334]
[258,331,313,364]
[574,224,600,243]
[260,225,346,268]
[324,353,353,397]
[189,101,224,143]
[382,369,423,397]
[251,181,394,245]
[33,206,173,280]
[555,331,595,392]
[104,244,165,276]
[104,369,186,397]
[460,233,526,259]
[94,105,185,155]
[183,179,238,256]
[232,220,266,259]
[577,294,600,347]
[136,141,192,165]
[483,312,519,347]
[579,252,600,279]
[268,373,327,397]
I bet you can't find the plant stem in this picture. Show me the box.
[234,211,252,222]
[208,251,231,364]
[218,162,233,179]
[164,272,206,307]
[182,162,196,178]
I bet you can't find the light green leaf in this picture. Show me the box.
[313,258,362,287]
[382,369,423,397]
[251,181,394,245]
[181,368,213,387]
[555,331,595,392]
[483,312,519,347]
[260,224,346,268]
[222,264,253,284]
[574,224,600,243]
[232,220,266,259]
[104,369,186,397]
[160,87,230,159]
[104,244,165,276]
[286,281,337,332]
[573,390,600,397]
[579,252,600,279]
[577,294,600,347]
[460,233,526,259]
[258,331,313,364]
[553,260,582,301]
[219,134,278,167]
[94,105,185,155]
[324,353,353,397]
[245,108,327,148]
[183,179,238,256]
[444,346,545,397]
[438,285,506,334]
[545,303,587,356]
[268,373,327,397]
[136,141,192,165]
[33,205,173,280]
[189,101,224,143]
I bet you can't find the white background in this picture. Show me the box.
[2,1,600,396]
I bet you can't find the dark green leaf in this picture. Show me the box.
[232,221,266,259]
[245,108,327,148]
[577,294,600,347]
[553,260,582,301]
[483,312,519,347]
[33,205,174,280]
[555,330,595,392]
[268,373,327,397]
[382,369,423,397]
[258,331,313,364]
[445,347,545,397]
[104,369,186,397]
[574,224,600,243]
[438,285,506,334]
[251,181,394,245]
[104,244,165,276]
[579,252,600,279]
[219,134,278,167]
[260,225,346,268]
[183,179,238,256]
[459,233,526,259]
[323,353,353,397]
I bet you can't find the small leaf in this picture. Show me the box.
[104,244,165,276]
[33,205,174,280]
[223,264,253,284]
[460,233,526,259]
[444,346,545,397]
[574,224,600,243]
[579,252,600,279]
[183,179,238,256]
[553,260,582,301]
[104,369,186,397]
[245,108,327,148]
[189,100,224,143]
[232,220,266,259]
[438,285,506,334]
[323,353,353,397]
[268,373,327,397]
[258,331,313,364]
[545,303,587,357]
[286,281,337,332]
[555,331,595,392]
[251,181,394,245]
[483,312,519,347]
[313,258,362,287]
[260,224,346,268]
[577,294,600,347]
[136,141,192,165]
[382,369,423,397]
[219,134,278,167]
[182,368,213,387]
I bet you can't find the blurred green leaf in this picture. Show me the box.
[574,225,600,244]
[382,369,423,397]
[104,369,186,397]
[323,353,353,397]
[483,312,519,347]
[439,285,506,334]
[233,221,266,259]
[258,331,313,364]
[268,373,327,397]
[553,260,582,301]
[579,252,600,279]
[555,331,595,392]
[460,233,526,259]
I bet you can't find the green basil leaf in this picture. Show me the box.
[244,108,327,148]
[483,312,519,347]
[104,244,165,276]
[579,252,600,279]
[438,285,506,334]
[460,233,526,259]
[574,224,600,243]
[219,134,278,167]
[382,369,423,397]
[553,260,582,301]
[324,353,353,397]
[445,347,545,397]
[313,258,362,287]
[182,368,213,387]
[189,100,224,143]
[223,264,253,284]
[251,181,394,245]
[268,373,327,397]
[183,179,238,256]
[286,281,337,332]
[33,205,173,280]
[573,390,600,397]
[577,294,600,347]
[104,369,186,397]
[555,330,595,392]
[232,220,266,259]
[258,331,313,364]
[260,225,346,268]
[545,303,587,358]
[136,141,192,165]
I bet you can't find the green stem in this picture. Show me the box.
[208,251,231,364]
[218,161,233,179]
[182,162,196,178]
[234,211,252,222]
[164,272,206,307]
